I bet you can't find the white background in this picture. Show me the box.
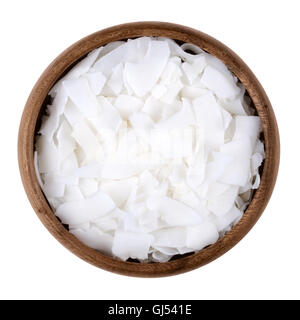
[0,0,298,300]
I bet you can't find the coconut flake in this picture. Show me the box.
[93,96,122,132]
[147,196,202,227]
[129,112,154,131]
[56,189,115,224]
[100,178,137,208]
[152,251,172,262]
[152,227,186,248]
[63,99,84,126]
[182,56,207,85]
[39,89,68,139]
[112,231,153,261]
[213,206,243,232]
[36,135,60,173]
[43,174,65,198]
[70,227,113,255]
[156,98,195,129]
[71,121,102,162]
[84,71,106,95]
[63,185,84,202]
[79,178,98,197]
[124,40,170,97]
[34,151,44,188]
[105,63,123,95]
[193,92,224,149]
[93,37,151,76]
[201,65,240,100]
[63,77,99,118]
[218,139,252,186]
[67,47,103,79]
[114,94,143,119]
[56,120,75,161]
[186,222,219,250]
[207,185,239,216]
[233,116,261,147]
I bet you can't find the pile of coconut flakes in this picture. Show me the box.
[35,37,264,262]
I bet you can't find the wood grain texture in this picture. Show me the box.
[18,22,280,277]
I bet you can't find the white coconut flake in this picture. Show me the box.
[63,185,84,202]
[34,151,44,188]
[193,92,224,149]
[233,116,261,147]
[152,227,187,248]
[105,63,123,95]
[93,96,122,132]
[67,47,103,79]
[207,185,239,216]
[213,206,242,232]
[70,227,113,255]
[79,178,98,197]
[182,56,206,85]
[43,174,65,198]
[35,37,265,262]
[100,178,137,208]
[221,96,247,116]
[36,135,60,173]
[112,231,153,261]
[84,71,106,95]
[56,189,115,224]
[186,222,219,250]
[63,77,99,118]
[147,196,202,227]
[56,120,75,161]
[124,40,170,97]
[71,121,103,162]
[93,37,150,76]
[114,94,143,119]
[63,99,84,126]
[156,98,195,130]
[201,65,240,100]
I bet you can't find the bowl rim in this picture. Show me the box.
[18,21,280,277]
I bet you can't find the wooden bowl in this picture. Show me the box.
[18,22,280,277]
